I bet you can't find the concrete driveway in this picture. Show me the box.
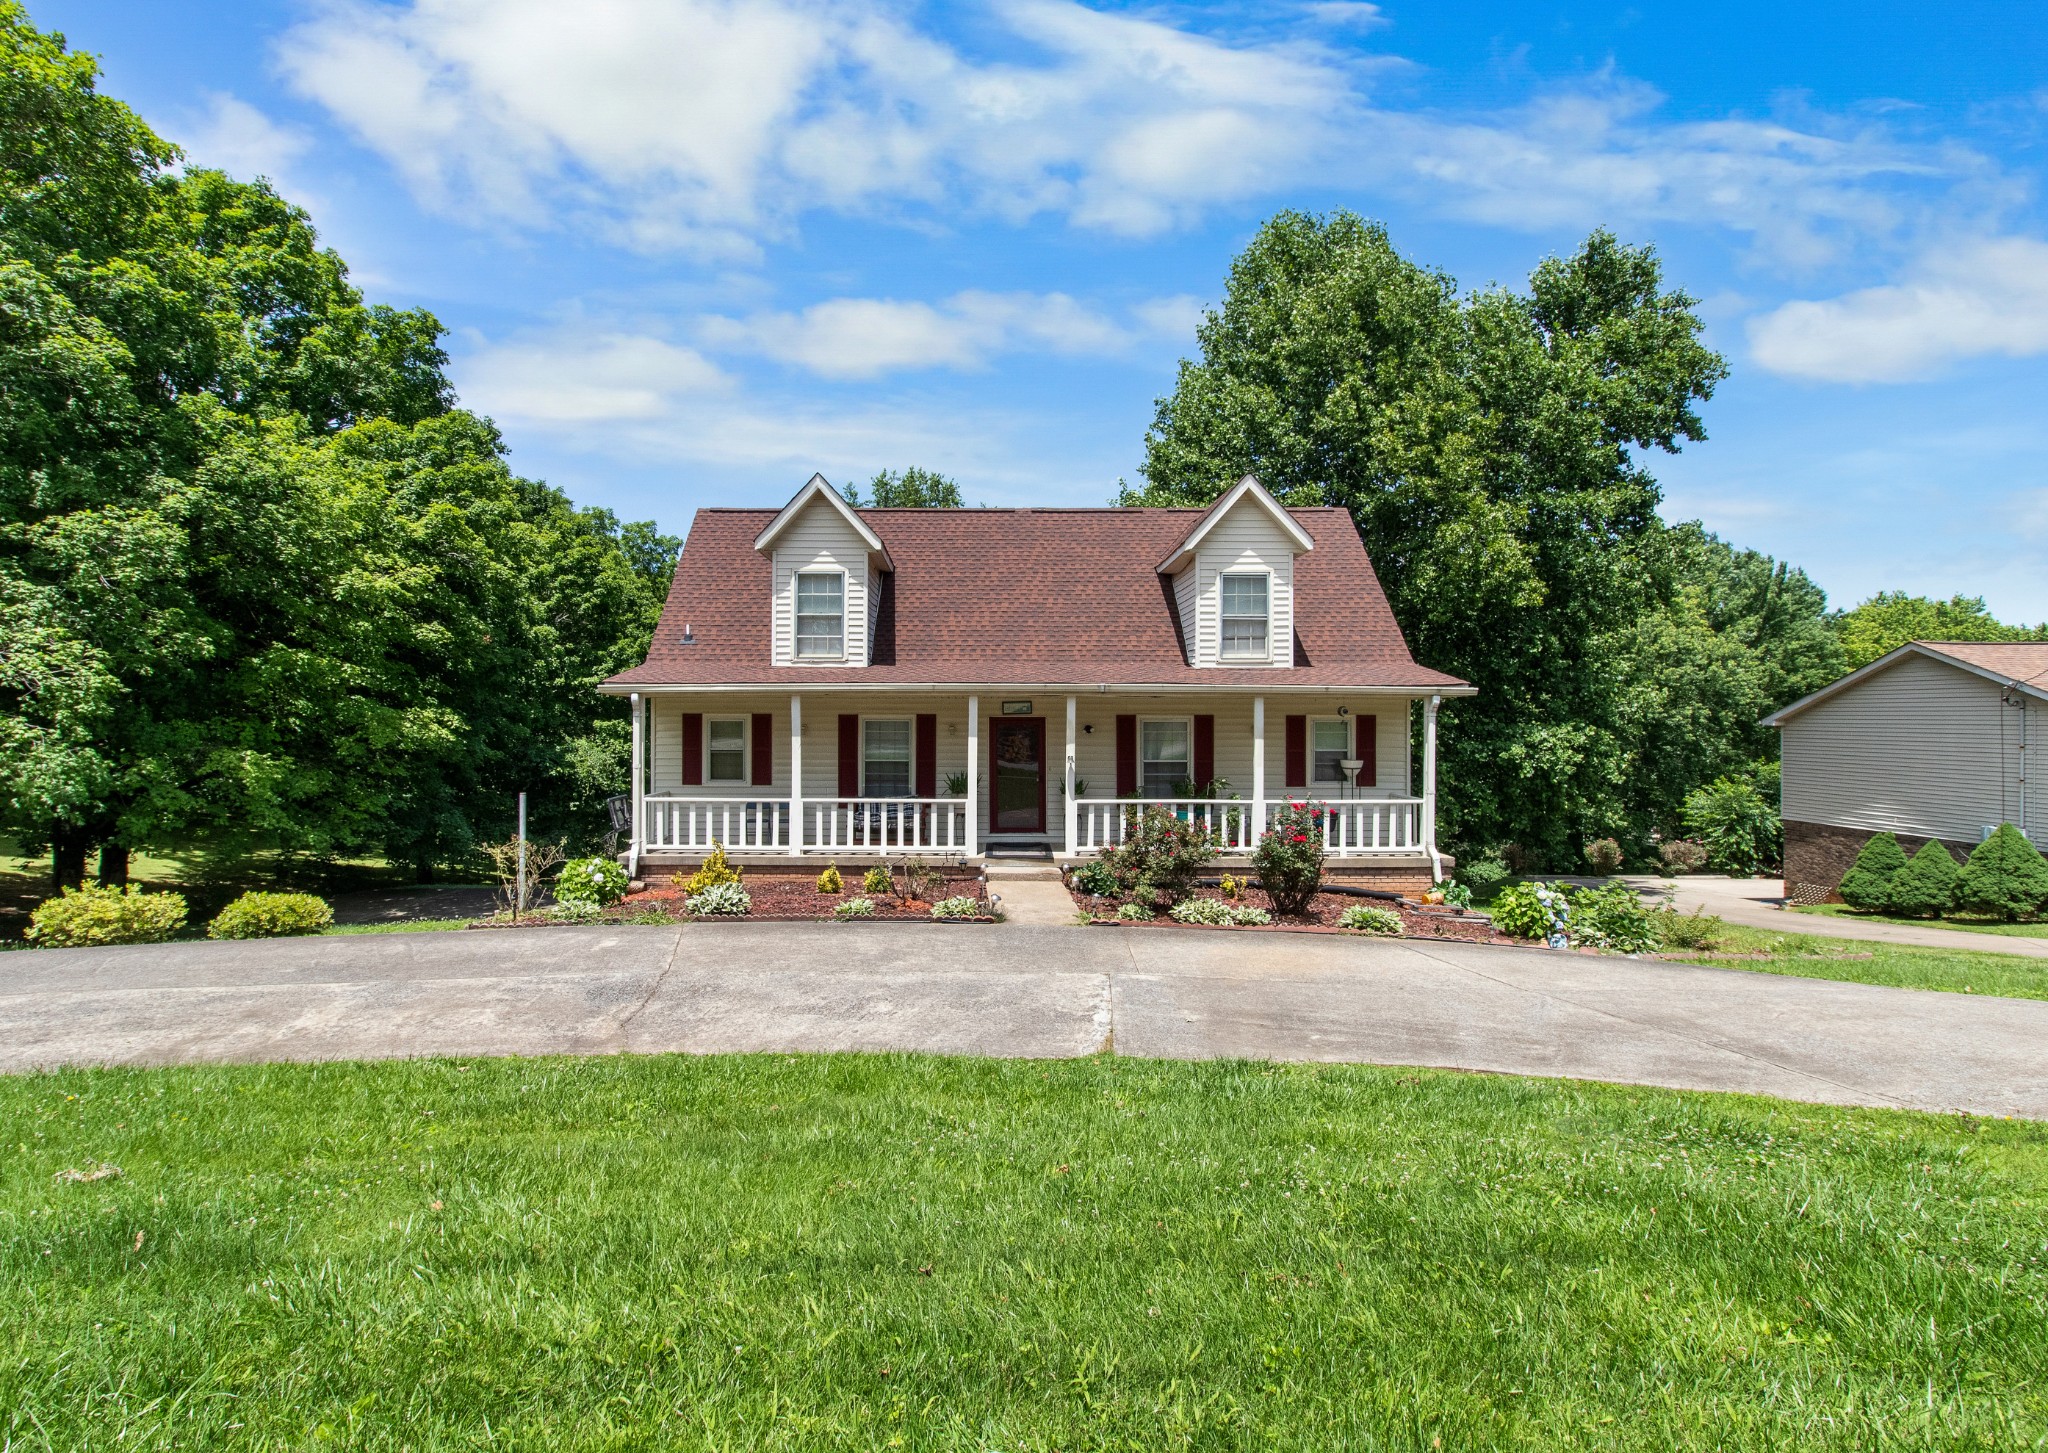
[5,924,2045,1118]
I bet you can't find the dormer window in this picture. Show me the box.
[1220,573,1269,660]
[795,571,844,658]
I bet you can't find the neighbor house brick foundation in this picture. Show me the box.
[1783,820,1980,905]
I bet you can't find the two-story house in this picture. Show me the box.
[600,473,1474,892]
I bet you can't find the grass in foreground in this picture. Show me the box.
[1668,920,2048,1002]
[1791,903,2048,939]
[4,1056,2045,1449]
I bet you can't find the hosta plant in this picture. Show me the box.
[1228,905,1272,926]
[684,882,752,917]
[207,891,334,939]
[1167,897,1235,926]
[833,896,876,919]
[1114,901,1152,921]
[931,896,982,920]
[1337,904,1403,936]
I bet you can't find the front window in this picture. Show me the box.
[708,718,747,783]
[795,572,844,658]
[864,719,912,797]
[1220,572,1269,659]
[1140,719,1190,798]
[1312,719,1350,785]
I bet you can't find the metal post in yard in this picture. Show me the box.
[516,790,528,921]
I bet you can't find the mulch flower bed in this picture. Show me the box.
[625,870,993,922]
[1066,880,1509,943]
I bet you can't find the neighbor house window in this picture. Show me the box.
[1220,572,1269,659]
[707,718,747,783]
[1140,719,1190,798]
[864,719,912,797]
[1312,719,1350,785]
[795,571,844,658]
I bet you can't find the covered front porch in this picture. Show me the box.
[617,687,1449,878]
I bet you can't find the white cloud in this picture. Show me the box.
[276,0,1964,261]
[460,330,729,423]
[1747,236,2048,381]
[170,92,312,185]
[697,290,1156,377]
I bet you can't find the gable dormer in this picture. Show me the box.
[754,475,893,667]
[1157,475,1314,668]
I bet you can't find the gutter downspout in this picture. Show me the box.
[1422,693,1443,883]
[628,692,643,879]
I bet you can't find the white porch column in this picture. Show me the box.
[1250,696,1266,841]
[965,696,980,858]
[1422,693,1442,882]
[788,694,804,856]
[628,692,644,877]
[1064,695,1078,855]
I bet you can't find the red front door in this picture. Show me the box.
[989,717,1046,834]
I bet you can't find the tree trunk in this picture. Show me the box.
[97,843,130,888]
[51,825,92,893]
[414,854,435,884]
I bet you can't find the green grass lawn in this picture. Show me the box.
[3,1055,2044,1449]
[1791,903,2048,939]
[1669,921,2048,1002]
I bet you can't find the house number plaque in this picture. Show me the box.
[1001,699,1033,715]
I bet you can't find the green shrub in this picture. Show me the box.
[1229,905,1272,926]
[1680,777,1781,875]
[1439,880,1473,910]
[1657,839,1708,874]
[1487,881,1560,941]
[1654,907,1723,951]
[1114,901,1152,921]
[1337,904,1403,936]
[1954,824,2048,921]
[206,891,334,940]
[861,865,894,896]
[1457,854,1510,897]
[833,896,875,919]
[816,863,844,894]
[1884,840,1959,918]
[1099,807,1220,906]
[684,881,751,917]
[1838,832,1908,911]
[1168,897,1235,926]
[555,856,629,908]
[1252,803,1325,915]
[26,884,188,948]
[1567,883,1660,954]
[1582,838,1623,875]
[685,845,743,894]
[931,896,981,920]
[1070,859,1117,897]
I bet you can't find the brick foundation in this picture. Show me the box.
[1783,820,1980,905]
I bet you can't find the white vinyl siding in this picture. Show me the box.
[1188,498,1296,667]
[769,498,873,666]
[1780,653,2043,846]
[707,718,747,782]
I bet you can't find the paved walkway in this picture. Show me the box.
[4,923,2044,1118]
[1618,875,2048,959]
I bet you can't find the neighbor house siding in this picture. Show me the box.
[768,502,872,667]
[1779,653,2022,844]
[1189,502,1297,668]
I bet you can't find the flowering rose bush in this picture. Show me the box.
[1252,803,1325,915]
[1097,807,1218,905]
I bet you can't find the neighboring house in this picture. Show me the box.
[1763,641,2046,903]
[600,473,1473,892]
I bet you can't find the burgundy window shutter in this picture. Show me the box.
[1356,714,1377,787]
[1192,715,1214,789]
[837,714,860,798]
[915,714,937,798]
[750,712,774,787]
[1283,715,1307,788]
[1115,715,1138,796]
[681,713,703,787]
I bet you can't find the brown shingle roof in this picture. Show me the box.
[604,505,1468,691]
[1915,641,2048,690]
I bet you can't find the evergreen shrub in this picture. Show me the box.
[1884,840,1959,918]
[816,864,844,894]
[862,866,894,896]
[684,845,742,894]
[1837,832,1907,911]
[207,891,334,939]
[27,885,188,948]
[1954,824,2048,921]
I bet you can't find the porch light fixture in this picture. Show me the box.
[1338,758,1365,798]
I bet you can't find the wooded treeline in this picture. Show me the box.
[1,8,676,887]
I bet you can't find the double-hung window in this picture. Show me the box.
[863,719,913,798]
[795,571,844,658]
[1140,719,1191,798]
[707,718,747,783]
[1219,572,1269,660]
[1312,719,1351,785]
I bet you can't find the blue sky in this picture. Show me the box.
[36,0,2048,618]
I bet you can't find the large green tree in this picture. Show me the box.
[1832,592,2047,670]
[0,6,675,888]
[1132,211,1838,863]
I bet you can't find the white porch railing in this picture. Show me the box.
[1073,799,1256,853]
[643,797,790,851]
[1070,797,1424,856]
[808,797,969,854]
